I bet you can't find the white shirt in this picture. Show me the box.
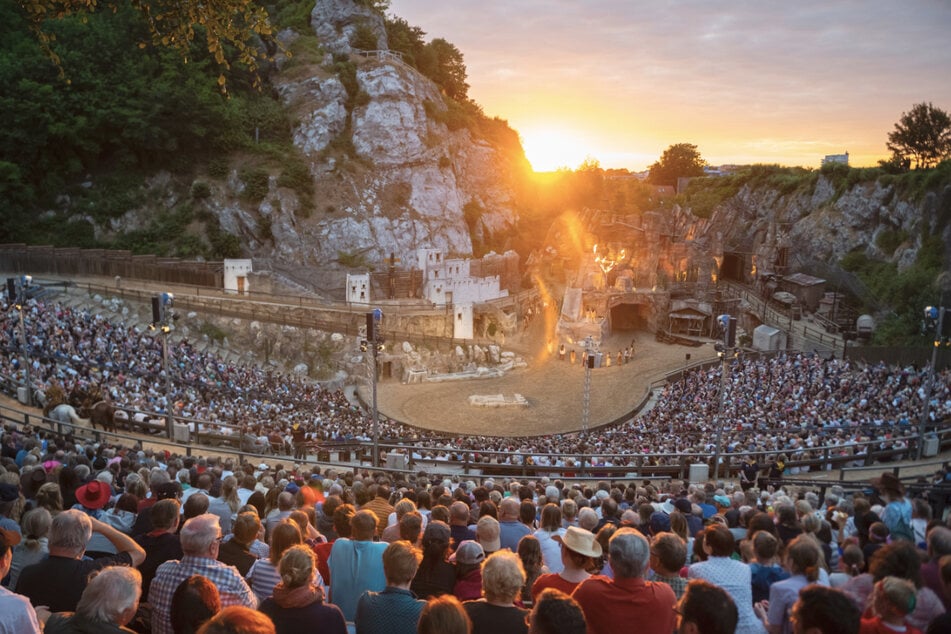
[0,585,42,634]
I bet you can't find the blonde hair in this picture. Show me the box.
[383,540,422,585]
[278,545,316,589]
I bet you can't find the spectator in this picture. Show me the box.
[217,512,260,578]
[689,524,764,634]
[860,576,923,634]
[791,585,861,634]
[18,509,145,613]
[528,588,586,634]
[314,503,354,587]
[149,514,256,634]
[170,575,220,634]
[830,545,864,589]
[6,507,51,591]
[498,498,531,552]
[517,535,546,607]
[925,555,951,634]
[453,540,486,602]
[247,521,305,603]
[572,528,676,634]
[361,485,395,538]
[749,531,790,604]
[535,504,566,574]
[873,474,914,543]
[677,578,738,634]
[327,509,387,621]
[0,526,41,633]
[532,526,601,600]
[760,535,825,634]
[44,566,142,634]
[259,545,346,634]
[650,532,688,599]
[463,549,528,634]
[477,516,502,556]
[419,594,472,634]
[356,540,425,634]
[195,606,275,634]
[135,498,183,598]
[411,520,456,600]
[450,501,477,550]
[920,527,951,610]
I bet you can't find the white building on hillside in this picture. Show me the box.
[414,247,509,307]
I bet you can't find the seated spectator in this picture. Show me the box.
[689,524,763,634]
[573,528,676,634]
[247,521,304,603]
[356,540,425,634]
[453,541,486,602]
[44,566,142,634]
[677,579,738,634]
[195,606,275,634]
[830,545,864,589]
[419,594,472,634]
[650,532,688,599]
[169,575,220,634]
[259,545,346,634]
[217,512,260,578]
[18,509,145,613]
[0,526,42,633]
[528,588,586,634]
[6,507,51,591]
[411,521,456,600]
[150,514,256,634]
[749,531,790,604]
[327,509,387,621]
[463,549,529,634]
[790,585,861,634]
[135,499,183,598]
[531,526,601,600]
[761,535,824,634]
[517,535,547,607]
[860,576,923,634]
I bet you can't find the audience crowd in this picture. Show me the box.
[1,295,951,632]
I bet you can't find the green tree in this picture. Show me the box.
[385,15,426,66]
[886,102,951,170]
[418,38,468,101]
[647,143,706,187]
[15,0,276,91]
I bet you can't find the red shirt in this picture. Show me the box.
[859,617,923,634]
[572,575,676,634]
[532,573,582,601]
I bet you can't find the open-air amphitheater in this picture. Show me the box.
[2,271,951,494]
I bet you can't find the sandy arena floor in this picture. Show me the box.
[371,331,719,437]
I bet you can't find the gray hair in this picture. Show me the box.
[577,507,598,531]
[928,526,951,556]
[180,513,221,556]
[77,566,142,623]
[150,468,171,487]
[609,528,650,579]
[49,509,93,555]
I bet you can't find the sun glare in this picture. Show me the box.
[521,127,591,172]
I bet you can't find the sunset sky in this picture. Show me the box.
[390,0,951,172]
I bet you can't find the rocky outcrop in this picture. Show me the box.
[311,0,387,56]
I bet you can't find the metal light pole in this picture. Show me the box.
[151,293,175,440]
[364,309,384,468]
[582,337,594,436]
[17,279,33,407]
[712,314,736,481]
[917,305,946,459]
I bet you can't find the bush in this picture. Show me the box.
[191,180,211,200]
[239,167,270,203]
[207,157,230,179]
[875,228,908,255]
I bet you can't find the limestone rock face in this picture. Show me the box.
[311,0,388,56]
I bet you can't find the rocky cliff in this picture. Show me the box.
[207,0,526,280]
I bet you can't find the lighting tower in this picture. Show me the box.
[150,293,175,440]
[918,305,948,459]
[361,309,384,467]
[712,314,736,481]
[7,276,33,406]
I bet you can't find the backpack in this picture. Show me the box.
[887,499,914,541]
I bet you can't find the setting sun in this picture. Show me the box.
[520,126,593,172]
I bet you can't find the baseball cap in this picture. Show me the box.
[450,540,485,565]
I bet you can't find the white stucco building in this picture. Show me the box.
[223,259,253,294]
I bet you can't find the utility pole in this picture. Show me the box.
[712,314,736,481]
[8,276,33,406]
[362,309,384,467]
[151,293,176,441]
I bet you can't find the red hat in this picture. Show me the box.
[76,480,112,509]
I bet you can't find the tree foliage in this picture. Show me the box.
[417,38,469,101]
[886,102,951,170]
[647,143,706,187]
[15,0,276,91]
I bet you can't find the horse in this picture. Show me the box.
[87,401,117,433]
[46,403,90,432]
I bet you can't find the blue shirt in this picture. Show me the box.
[355,587,424,634]
[328,539,387,621]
